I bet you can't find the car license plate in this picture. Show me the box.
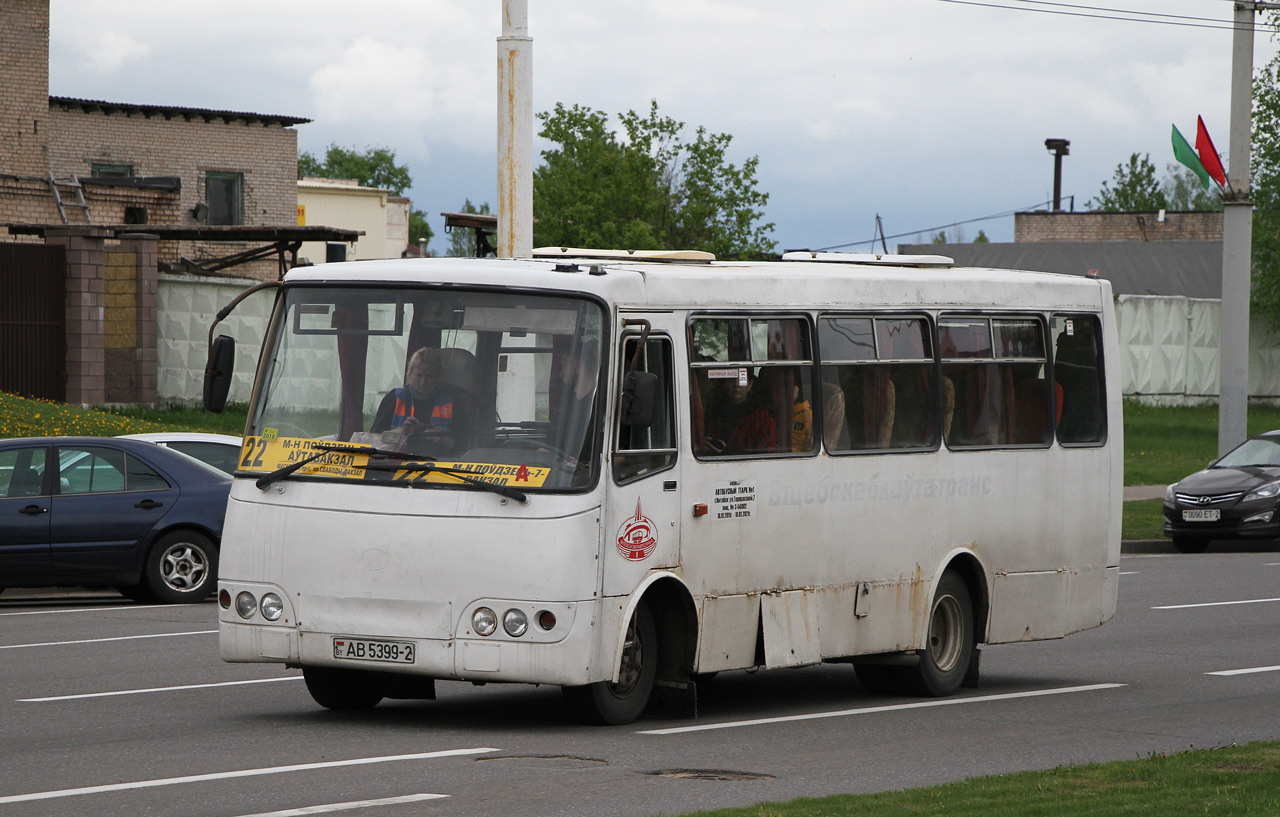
[1182,509,1220,522]
[333,637,415,664]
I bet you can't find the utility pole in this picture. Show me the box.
[497,0,533,258]
[1217,2,1280,454]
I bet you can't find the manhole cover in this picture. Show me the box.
[647,769,775,781]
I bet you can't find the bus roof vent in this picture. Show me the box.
[533,247,716,263]
[781,250,954,267]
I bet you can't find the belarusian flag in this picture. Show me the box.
[1172,124,1212,189]
[1195,115,1227,188]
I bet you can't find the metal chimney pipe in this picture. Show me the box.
[497,0,533,258]
[1044,138,1070,211]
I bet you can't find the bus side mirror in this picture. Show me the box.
[203,334,235,414]
[621,371,658,428]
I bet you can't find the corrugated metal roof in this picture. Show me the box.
[897,241,1222,298]
[50,96,310,127]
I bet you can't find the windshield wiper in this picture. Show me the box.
[254,442,433,491]
[363,461,529,504]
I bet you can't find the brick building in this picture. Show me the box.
[0,0,326,406]
[1014,210,1223,243]
[0,0,308,279]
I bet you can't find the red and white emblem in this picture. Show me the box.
[616,498,658,561]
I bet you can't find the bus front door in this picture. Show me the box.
[603,320,681,599]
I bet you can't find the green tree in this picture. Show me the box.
[299,144,412,193]
[299,144,433,245]
[1253,28,1280,327]
[533,100,775,258]
[973,229,990,243]
[1090,153,1168,211]
[446,199,492,257]
[1162,164,1224,211]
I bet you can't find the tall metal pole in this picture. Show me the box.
[497,0,533,258]
[1218,1,1258,456]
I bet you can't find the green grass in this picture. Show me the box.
[1122,399,1280,486]
[669,742,1280,817]
[0,391,248,438]
[1122,497,1166,541]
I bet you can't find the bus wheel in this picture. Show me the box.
[906,572,975,697]
[303,667,387,710]
[1172,536,1210,554]
[563,603,657,725]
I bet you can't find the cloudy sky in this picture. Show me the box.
[48,1,1278,253]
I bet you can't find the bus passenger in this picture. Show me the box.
[702,368,777,455]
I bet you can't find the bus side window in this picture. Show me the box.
[1052,314,1106,445]
[941,316,1049,448]
[820,315,935,453]
[690,317,814,458]
[613,335,677,483]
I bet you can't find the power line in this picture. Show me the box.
[929,0,1265,32]
[817,200,1058,252]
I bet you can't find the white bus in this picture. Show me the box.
[207,249,1121,725]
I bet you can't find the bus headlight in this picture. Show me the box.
[235,592,257,620]
[503,608,529,638]
[472,607,497,637]
[260,593,284,621]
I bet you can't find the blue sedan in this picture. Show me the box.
[0,436,231,603]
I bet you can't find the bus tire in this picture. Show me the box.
[143,530,217,604]
[1172,536,1210,554]
[563,603,657,725]
[905,571,975,697]
[303,667,387,710]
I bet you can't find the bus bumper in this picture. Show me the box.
[219,589,608,687]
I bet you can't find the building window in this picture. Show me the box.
[206,171,243,225]
[91,163,133,178]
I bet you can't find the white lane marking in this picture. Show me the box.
[0,630,217,650]
[20,676,303,702]
[637,683,1127,735]
[1207,665,1280,676]
[0,604,169,616]
[0,748,497,805]
[1152,597,1280,610]
[235,793,449,816]
[1119,571,1139,576]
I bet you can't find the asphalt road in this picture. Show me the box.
[2,548,1278,817]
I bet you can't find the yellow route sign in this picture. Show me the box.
[238,435,550,488]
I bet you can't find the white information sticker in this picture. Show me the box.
[712,480,757,520]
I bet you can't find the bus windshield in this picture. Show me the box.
[246,285,606,492]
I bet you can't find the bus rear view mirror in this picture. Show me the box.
[621,371,658,427]
[203,334,235,414]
